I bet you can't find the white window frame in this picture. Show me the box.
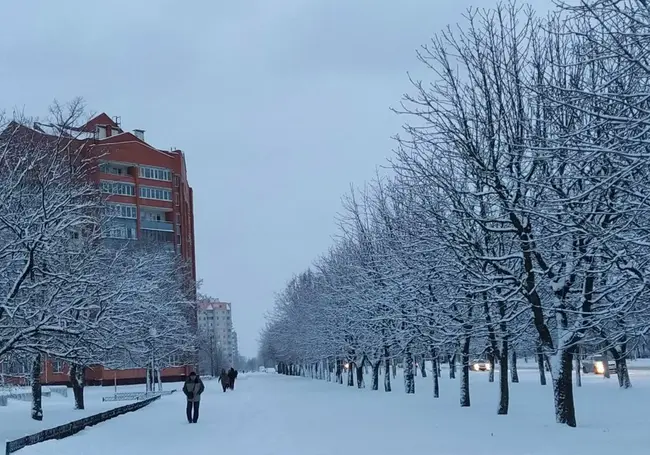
[140,186,172,201]
[106,225,137,240]
[139,166,172,182]
[101,180,135,196]
[52,360,65,374]
[108,203,137,219]
[99,162,127,176]
[142,211,165,222]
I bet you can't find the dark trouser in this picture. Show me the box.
[222,383,227,392]
[186,401,199,423]
[230,378,235,390]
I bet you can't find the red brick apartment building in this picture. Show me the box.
[1,113,198,386]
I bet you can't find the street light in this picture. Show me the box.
[149,328,158,392]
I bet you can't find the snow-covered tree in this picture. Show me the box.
[0,101,197,416]
[260,1,650,429]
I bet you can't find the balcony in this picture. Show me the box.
[140,220,174,232]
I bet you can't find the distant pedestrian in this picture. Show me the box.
[228,368,238,390]
[182,372,205,423]
[219,369,229,392]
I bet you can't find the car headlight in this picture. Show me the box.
[473,364,479,371]
[485,363,491,371]
[595,361,605,374]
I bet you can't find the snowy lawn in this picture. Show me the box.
[0,383,180,444]
[509,357,650,370]
[14,370,650,455]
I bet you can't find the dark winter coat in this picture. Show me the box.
[227,368,237,380]
[219,371,229,385]
[183,376,205,403]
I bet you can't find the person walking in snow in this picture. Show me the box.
[183,372,205,423]
[219,369,229,392]
[227,368,238,390]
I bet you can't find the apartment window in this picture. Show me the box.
[108,204,137,219]
[140,186,172,201]
[99,163,127,176]
[52,360,65,374]
[141,210,165,222]
[101,181,135,196]
[105,225,137,240]
[141,229,173,242]
[139,166,171,182]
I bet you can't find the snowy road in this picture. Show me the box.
[21,373,366,454]
[17,370,650,455]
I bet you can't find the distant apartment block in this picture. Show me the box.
[198,298,234,368]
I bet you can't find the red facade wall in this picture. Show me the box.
[86,123,197,282]
[40,360,193,386]
[39,115,198,384]
[2,117,198,387]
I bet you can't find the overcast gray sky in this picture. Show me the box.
[0,0,551,357]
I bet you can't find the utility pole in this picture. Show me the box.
[209,333,215,377]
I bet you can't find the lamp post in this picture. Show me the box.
[149,328,158,392]
[209,333,215,377]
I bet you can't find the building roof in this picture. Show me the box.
[198,299,231,311]
[79,113,119,133]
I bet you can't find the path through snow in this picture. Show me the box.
[17,370,650,455]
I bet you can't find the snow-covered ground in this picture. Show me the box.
[13,369,650,455]
[513,357,650,370]
[0,383,177,445]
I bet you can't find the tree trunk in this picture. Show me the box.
[31,353,43,421]
[552,349,577,427]
[391,361,397,379]
[404,348,415,394]
[616,358,631,388]
[335,358,343,384]
[347,363,354,387]
[497,340,509,415]
[69,363,85,410]
[356,363,365,388]
[460,336,470,407]
[488,351,495,383]
[449,353,456,379]
[510,349,519,383]
[371,361,380,390]
[384,350,392,392]
[612,350,632,388]
[537,344,547,386]
[431,347,439,398]
[420,358,427,378]
[574,348,582,388]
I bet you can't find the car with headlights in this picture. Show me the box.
[471,359,491,371]
[581,356,616,375]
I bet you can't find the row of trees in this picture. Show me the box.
[260,0,650,427]
[0,100,196,419]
